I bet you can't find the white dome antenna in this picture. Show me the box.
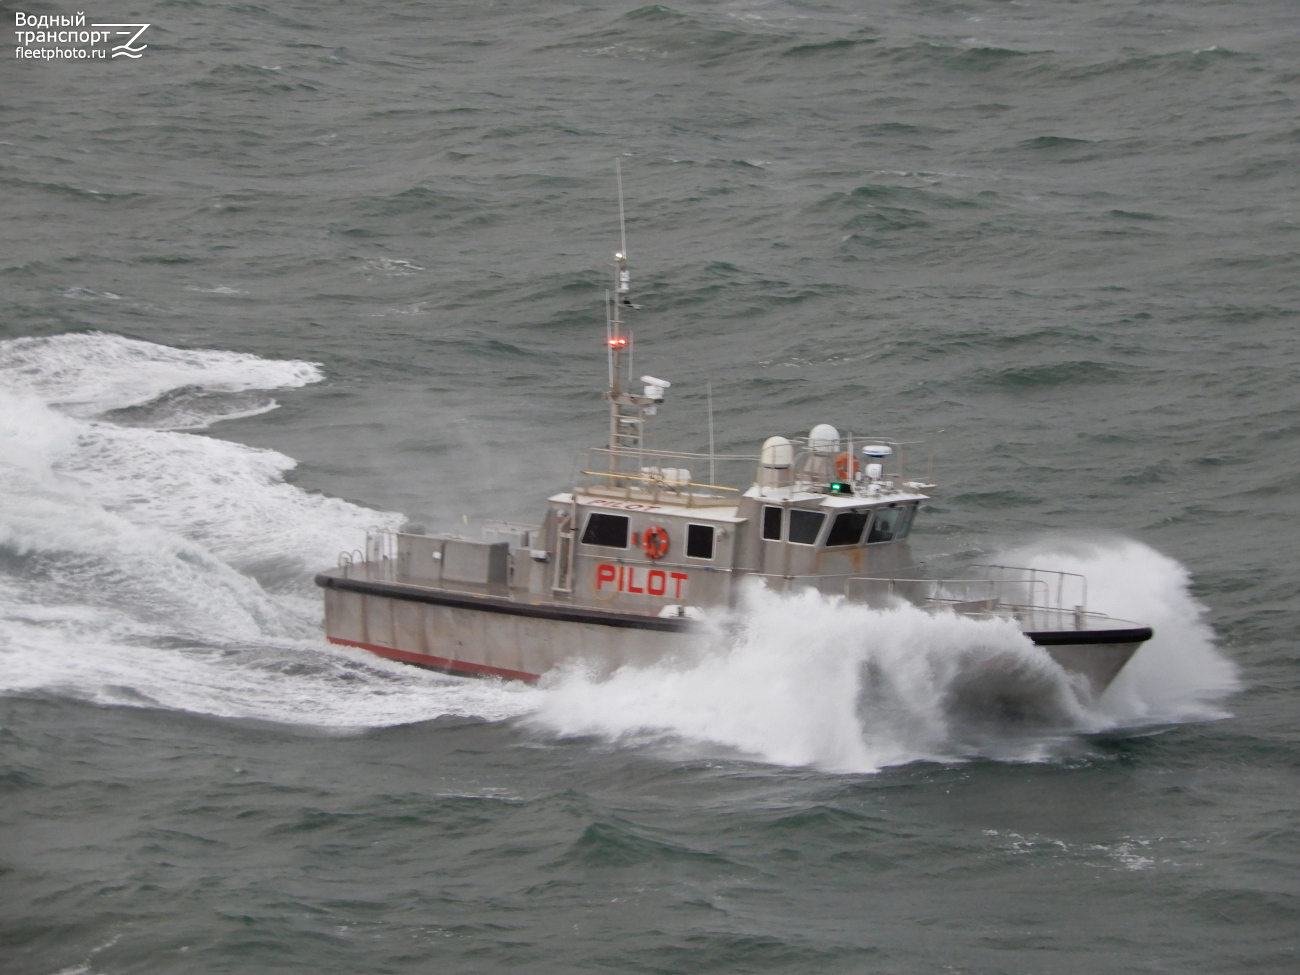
[808,423,840,454]
[760,436,794,468]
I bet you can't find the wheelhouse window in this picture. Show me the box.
[866,506,906,544]
[825,510,870,547]
[581,512,628,548]
[894,504,917,540]
[788,509,826,545]
[762,506,783,541]
[686,523,715,560]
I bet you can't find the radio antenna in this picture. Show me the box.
[605,289,614,389]
[616,157,628,261]
[708,381,716,485]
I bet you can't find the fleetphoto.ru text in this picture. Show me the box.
[14,10,149,60]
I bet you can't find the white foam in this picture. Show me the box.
[530,583,1101,773]
[56,412,393,575]
[0,617,537,729]
[1004,537,1239,725]
[529,541,1237,773]
[0,334,513,729]
[0,331,321,422]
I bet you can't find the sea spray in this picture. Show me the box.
[531,541,1237,772]
[531,582,1092,773]
[1006,537,1239,725]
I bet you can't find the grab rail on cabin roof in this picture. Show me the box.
[580,446,758,504]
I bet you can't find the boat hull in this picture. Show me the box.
[1036,640,1146,696]
[319,574,698,682]
[317,573,1150,693]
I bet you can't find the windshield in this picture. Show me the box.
[788,509,825,545]
[826,510,869,547]
[866,506,907,544]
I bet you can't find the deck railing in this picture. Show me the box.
[579,446,758,505]
[755,564,1093,628]
[337,532,1095,630]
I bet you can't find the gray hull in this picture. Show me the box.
[317,572,1148,694]
[319,574,699,681]
[1041,642,1144,696]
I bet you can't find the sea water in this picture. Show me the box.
[2,2,1295,972]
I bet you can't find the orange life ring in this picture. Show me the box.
[835,452,858,480]
[643,525,669,560]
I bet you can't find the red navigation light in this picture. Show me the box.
[608,336,627,348]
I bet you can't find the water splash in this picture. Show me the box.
[530,584,1091,772]
[529,542,1238,773]
[1006,537,1239,725]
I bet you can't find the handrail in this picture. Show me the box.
[836,574,1050,610]
[748,570,1095,622]
[589,446,760,462]
[580,470,740,492]
[970,563,1087,612]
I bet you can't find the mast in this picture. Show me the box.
[606,158,631,403]
[603,160,666,483]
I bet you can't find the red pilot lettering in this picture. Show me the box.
[670,572,688,598]
[600,565,684,598]
[596,564,616,590]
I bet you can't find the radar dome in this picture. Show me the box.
[808,423,840,454]
[760,436,794,468]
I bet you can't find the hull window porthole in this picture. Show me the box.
[582,513,629,548]
[762,506,784,541]
[686,524,715,560]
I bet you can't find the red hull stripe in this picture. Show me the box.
[328,637,541,683]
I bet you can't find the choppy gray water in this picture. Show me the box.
[2,1,1297,972]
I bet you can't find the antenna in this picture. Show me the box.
[609,158,632,395]
[616,157,628,262]
[605,290,614,389]
[708,382,716,486]
[602,159,662,474]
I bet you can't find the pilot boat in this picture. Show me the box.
[315,195,1152,697]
